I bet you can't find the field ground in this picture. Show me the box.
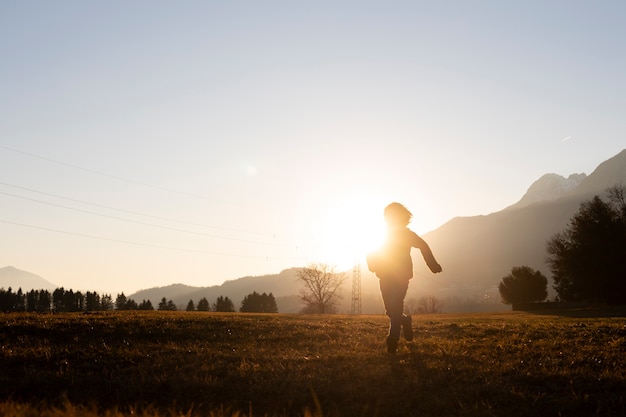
[1,310,625,417]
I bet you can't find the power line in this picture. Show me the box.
[0,146,334,259]
[0,180,272,237]
[0,146,317,241]
[0,144,209,200]
[0,144,268,214]
[0,218,306,261]
[0,190,296,247]
[0,147,360,273]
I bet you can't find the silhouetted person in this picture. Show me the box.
[367,202,442,353]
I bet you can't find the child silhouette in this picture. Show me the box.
[367,202,442,353]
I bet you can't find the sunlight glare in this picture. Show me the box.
[313,193,386,271]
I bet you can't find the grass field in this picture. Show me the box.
[1,310,625,417]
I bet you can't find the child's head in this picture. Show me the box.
[384,202,412,227]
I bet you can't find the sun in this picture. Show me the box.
[311,193,387,271]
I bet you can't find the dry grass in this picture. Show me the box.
[1,311,625,416]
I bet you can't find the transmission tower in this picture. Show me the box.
[351,261,362,315]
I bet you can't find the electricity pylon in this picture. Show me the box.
[351,260,362,315]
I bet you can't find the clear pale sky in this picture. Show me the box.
[1,1,625,294]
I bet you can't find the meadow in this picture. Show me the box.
[1,310,625,417]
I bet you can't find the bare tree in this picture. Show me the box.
[417,296,443,314]
[297,263,346,314]
[607,183,626,217]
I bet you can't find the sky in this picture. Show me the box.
[1,1,625,295]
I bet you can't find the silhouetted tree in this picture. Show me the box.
[213,295,235,312]
[0,288,53,312]
[15,288,25,312]
[608,183,626,217]
[50,288,84,312]
[498,266,548,306]
[101,294,114,311]
[115,293,128,310]
[297,263,345,314]
[85,291,100,311]
[197,297,210,311]
[138,299,154,310]
[62,289,83,312]
[263,292,278,313]
[0,287,16,312]
[157,297,177,311]
[240,291,278,313]
[113,293,137,310]
[75,291,85,311]
[26,290,38,312]
[37,290,51,312]
[186,299,195,311]
[52,287,65,312]
[547,187,626,304]
[125,298,138,310]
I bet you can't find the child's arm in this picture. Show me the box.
[411,233,442,273]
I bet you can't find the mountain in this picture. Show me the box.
[505,173,586,210]
[0,266,58,291]
[419,148,626,302]
[135,149,626,313]
[568,148,626,197]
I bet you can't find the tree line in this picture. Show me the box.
[499,184,626,306]
[0,287,278,314]
[187,291,279,313]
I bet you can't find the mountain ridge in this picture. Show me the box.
[0,266,58,292]
[505,172,586,210]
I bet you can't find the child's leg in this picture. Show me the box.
[379,279,409,341]
[402,314,413,341]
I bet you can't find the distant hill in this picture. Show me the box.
[126,268,381,314]
[129,268,385,314]
[0,266,58,292]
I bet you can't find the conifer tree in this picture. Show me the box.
[213,295,235,312]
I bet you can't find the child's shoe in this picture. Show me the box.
[386,336,398,354]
